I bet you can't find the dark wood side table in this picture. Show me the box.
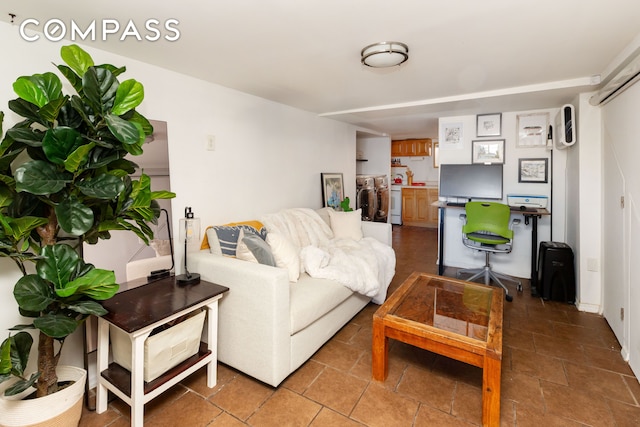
[95,276,228,427]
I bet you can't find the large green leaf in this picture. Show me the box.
[77,174,124,199]
[13,73,63,108]
[9,332,33,377]
[42,127,84,165]
[3,372,40,396]
[6,127,44,147]
[55,196,94,236]
[60,44,94,77]
[64,142,95,173]
[105,113,142,145]
[62,268,118,300]
[33,314,79,338]
[56,64,82,93]
[67,300,108,316]
[6,216,49,240]
[14,160,71,195]
[111,79,144,116]
[13,274,54,312]
[0,338,11,376]
[38,96,68,124]
[82,67,117,115]
[150,190,177,200]
[8,98,42,125]
[37,244,79,290]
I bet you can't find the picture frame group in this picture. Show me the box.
[476,113,502,137]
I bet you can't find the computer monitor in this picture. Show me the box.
[439,164,503,200]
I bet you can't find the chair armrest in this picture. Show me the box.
[361,221,392,246]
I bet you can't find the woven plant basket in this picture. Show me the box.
[0,366,86,427]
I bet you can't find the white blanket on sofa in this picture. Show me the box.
[262,208,395,304]
[300,237,395,304]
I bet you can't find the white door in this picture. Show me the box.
[602,141,626,347]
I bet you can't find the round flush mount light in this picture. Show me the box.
[361,41,409,68]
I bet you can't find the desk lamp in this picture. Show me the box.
[176,206,201,285]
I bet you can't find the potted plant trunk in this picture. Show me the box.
[0,44,174,426]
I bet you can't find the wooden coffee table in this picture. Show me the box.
[372,272,504,426]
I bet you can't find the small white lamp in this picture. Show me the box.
[176,206,201,285]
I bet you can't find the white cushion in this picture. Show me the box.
[289,273,354,335]
[328,209,363,240]
[266,232,300,282]
[236,230,257,263]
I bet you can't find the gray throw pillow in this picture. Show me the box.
[243,232,277,267]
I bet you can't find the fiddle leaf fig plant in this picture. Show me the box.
[0,44,175,398]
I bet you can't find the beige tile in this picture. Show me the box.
[513,401,583,426]
[532,333,587,363]
[208,411,248,426]
[144,392,222,427]
[508,347,567,385]
[540,380,617,426]
[78,405,121,427]
[564,361,635,404]
[607,399,640,427]
[351,383,419,427]
[180,363,238,398]
[583,344,635,375]
[310,407,364,426]
[414,404,476,427]
[209,374,274,421]
[311,339,364,372]
[247,388,321,427]
[396,365,456,412]
[282,359,325,394]
[450,381,482,425]
[500,370,544,411]
[303,367,367,415]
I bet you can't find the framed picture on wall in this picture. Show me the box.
[439,122,464,150]
[476,113,502,137]
[516,113,549,147]
[321,173,344,208]
[472,139,505,164]
[518,158,548,183]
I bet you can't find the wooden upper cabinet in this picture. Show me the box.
[391,138,432,157]
[391,140,403,157]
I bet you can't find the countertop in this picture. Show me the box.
[391,181,438,189]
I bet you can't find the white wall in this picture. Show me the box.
[600,81,640,377]
[0,23,358,371]
[437,110,567,279]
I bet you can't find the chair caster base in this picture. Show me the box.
[506,294,513,302]
[517,284,523,292]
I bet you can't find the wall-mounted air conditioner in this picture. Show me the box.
[590,48,640,105]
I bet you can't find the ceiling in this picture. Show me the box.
[4,0,640,139]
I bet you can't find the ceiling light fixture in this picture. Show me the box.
[361,42,409,68]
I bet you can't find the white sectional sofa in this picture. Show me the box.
[188,208,395,387]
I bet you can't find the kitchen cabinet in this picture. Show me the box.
[402,187,439,228]
[391,139,432,157]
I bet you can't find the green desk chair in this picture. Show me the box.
[457,202,522,302]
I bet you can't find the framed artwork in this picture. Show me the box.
[321,173,344,208]
[476,113,502,137]
[518,158,548,183]
[472,139,505,164]
[517,113,549,147]
[439,122,463,150]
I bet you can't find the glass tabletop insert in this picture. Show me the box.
[390,274,493,341]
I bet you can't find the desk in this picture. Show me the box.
[95,276,228,427]
[435,202,550,296]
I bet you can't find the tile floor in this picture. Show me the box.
[80,226,640,426]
